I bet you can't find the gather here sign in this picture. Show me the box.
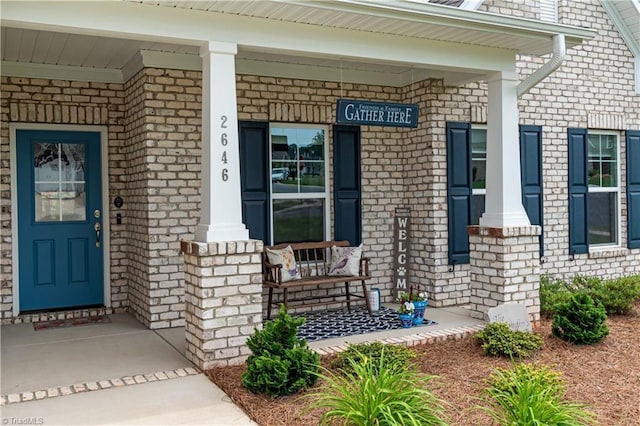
[336,99,419,128]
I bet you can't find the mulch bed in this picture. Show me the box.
[207,306,640,425]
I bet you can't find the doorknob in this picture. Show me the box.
[94,222,101,248]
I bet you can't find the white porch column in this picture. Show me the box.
[195,41,249,242]
[479,71,531,227]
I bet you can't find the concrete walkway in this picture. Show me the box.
[1,313,256,425]
[1,307,484,426]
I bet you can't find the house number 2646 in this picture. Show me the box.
[220,115,229,181]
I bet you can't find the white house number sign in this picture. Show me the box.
[220,115,229,182]
[393,207,411,299]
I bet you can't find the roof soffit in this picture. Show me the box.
[1,0,595,84]
[121,0,594,55]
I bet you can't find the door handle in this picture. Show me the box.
[94,222,101,248]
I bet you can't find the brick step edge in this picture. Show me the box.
[313,324,486,355]
[1,367,201,406]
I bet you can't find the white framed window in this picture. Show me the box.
[587,131,620,247]
[269,124,330,245]
[471,126,487,225]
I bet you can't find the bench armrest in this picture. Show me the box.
[263,261,283,283]
[360,257,370,277]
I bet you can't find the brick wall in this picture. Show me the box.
[531,0,640,278]
[237,76,419,307]
[182,239,263,368]
[0,77,128,319]
[122,69,151,326]
[465,0,640,284]
[0,72,422,323]
[1,0,638,323]
[479,0,540,19]
[122,68,202,328]
[469,226,542,321]
[407,81,477,306]
[0,69,204,327]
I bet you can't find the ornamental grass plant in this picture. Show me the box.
[331,342,415,376]
[309,349,448,426]
[479,362,596,426]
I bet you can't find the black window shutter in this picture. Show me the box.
[333,125,362,246]
[568,128,589,255]
[239,121,270,243]
[627,130,640,249]
[446,122,472,265]
[519,125,544,256]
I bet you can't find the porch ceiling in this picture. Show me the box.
[131,0,594,55]
[0,27,464,86]
[1,0,595,86]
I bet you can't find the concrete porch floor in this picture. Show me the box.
[0,313,256,425]
[1,306,484,425]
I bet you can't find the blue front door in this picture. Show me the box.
[17,130,104,312]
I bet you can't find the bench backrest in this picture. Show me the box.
[263,240,351,277]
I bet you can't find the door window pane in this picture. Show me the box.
[588,192,617,245]
[33,143,86,222]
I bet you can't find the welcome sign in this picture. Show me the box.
[393,207,411,299]
[336,99,419,128]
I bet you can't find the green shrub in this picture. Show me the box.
[475,322,543,358]
[310,349,448,425]
[541,274,640,317]
[552,292,609,345]
[540,275,574,317]
[242,306,319,397]
[601,275,640,314]
[576,274,640,315]
[331,342,414,376]
[480,363,595,425]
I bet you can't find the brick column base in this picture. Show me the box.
[468,226,541,323]
[181,239,263,369]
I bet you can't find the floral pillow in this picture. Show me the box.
[328,244,363,276]
[266,245,301,282]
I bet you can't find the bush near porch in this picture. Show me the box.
[540,274,640,317]
[207,297,640,425]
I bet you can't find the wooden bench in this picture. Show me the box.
[262,241,372,319]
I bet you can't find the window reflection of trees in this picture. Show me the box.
[34,143,84,170]
[33,143,87,222]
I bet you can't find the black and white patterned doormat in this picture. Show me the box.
[293,306,437,342]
